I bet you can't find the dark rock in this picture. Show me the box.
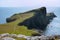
[6,7,46,23]
[6,7,57,31]
[6,18,16,23]
[18,7,56,31]
[6,13,19,23]
[32,33,41,36]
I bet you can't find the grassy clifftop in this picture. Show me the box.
[0,7,56,36]
[0,9,36,36]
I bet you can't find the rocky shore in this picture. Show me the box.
[0,33,60,40]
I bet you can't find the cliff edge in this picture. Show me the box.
[6,7,56,31]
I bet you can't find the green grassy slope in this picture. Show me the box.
[0,12,37,36]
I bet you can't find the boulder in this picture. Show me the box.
[2,37,15,40]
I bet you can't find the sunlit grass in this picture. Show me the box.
[0,12,37,36]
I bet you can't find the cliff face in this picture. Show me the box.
[6,7,46,23]
[6,7,56,31]
[18,7,56,31]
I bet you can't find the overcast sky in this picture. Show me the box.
[0,0,60,7]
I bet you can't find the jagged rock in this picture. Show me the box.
[18,7,56,31]
[2,37,15,40]
[32,33,41,36]
[0,33,60,40]
[9,34,17,38]
[17,34,26,38]
[6,7,46,23]
[0,33,9,37]
[6,18,16,23]
[6,7,57,32]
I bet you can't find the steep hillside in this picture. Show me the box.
[0,7,56,36]
[6,7,56,31]
[0,9,36,36]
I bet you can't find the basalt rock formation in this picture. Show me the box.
[18,7,56,31]
[6,7,56,31]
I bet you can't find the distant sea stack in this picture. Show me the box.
[6,7,57,31]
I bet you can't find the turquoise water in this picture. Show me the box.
[0,7,60,35]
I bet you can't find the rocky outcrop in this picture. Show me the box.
[6,18,16,23]
[6,7,56,31]
[0,33,60,40]
[6,7,47,23]
[18,7,56,31]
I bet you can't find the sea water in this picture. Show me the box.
[0,7,33,24]
[44,7,60,36]
[0,7,60,36]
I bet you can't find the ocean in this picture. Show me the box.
[44,7,60,36]
[0,7,33,24]
[0,7,60,36]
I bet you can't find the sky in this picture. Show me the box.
[0,0,60,7]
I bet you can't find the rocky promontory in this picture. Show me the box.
[0,7,58,40]
[6,7,56,31]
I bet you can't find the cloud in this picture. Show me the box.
[0,0,60,7]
